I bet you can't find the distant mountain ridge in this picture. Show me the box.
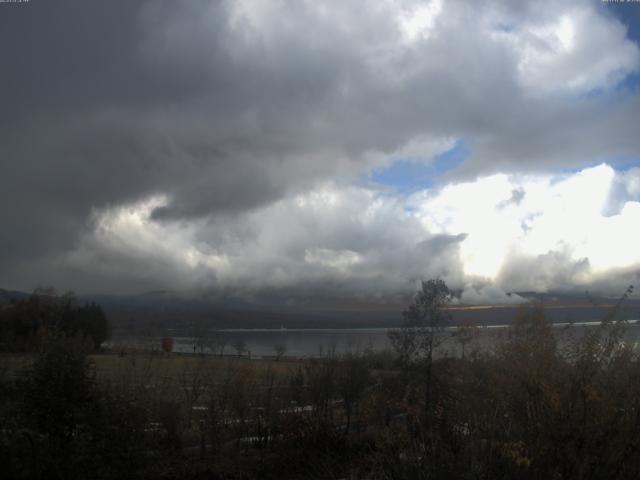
[0,288,29,304]
[1,287,638,332]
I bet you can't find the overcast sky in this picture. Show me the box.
[1,0,640,303]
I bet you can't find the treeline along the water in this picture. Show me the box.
[2,282,640,479]
[0,289,109,352]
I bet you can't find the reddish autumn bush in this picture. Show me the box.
[161,336,174,353]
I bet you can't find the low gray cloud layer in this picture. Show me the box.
[1,0,639,300]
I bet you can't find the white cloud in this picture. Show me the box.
[304,248,362,273]
[493,4,640,95]
[58,163,640,300]
[398,0,443,43]
[413,163,640,292]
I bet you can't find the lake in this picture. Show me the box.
[111,320,640,358]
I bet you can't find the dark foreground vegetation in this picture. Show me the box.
[1,281,639,479]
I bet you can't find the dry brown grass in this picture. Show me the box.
[1,351,304,387]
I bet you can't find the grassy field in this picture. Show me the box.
[1,351,304,386]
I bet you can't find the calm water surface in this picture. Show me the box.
[113,321,640,358]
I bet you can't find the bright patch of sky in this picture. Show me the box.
[410,163,640,285]
[398,0,443,43]
[370,140,469,194]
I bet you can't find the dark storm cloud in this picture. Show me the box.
[1,0,639,296]
[497,250,592,293]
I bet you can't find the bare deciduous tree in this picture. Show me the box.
[274,344,287,361]
[388,279,451,416]
[232,339,247,357]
